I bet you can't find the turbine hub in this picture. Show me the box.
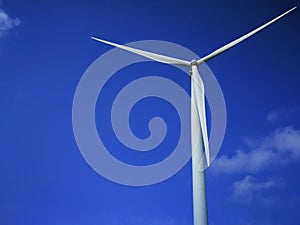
[190,60,197,67]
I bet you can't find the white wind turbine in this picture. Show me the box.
[91,7,296,225]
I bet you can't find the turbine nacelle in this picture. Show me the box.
[190,60,198,76]
[190,60,198,67]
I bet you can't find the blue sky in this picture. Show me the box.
[1,0,300,224]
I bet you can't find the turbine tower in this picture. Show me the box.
[91,7,296,225]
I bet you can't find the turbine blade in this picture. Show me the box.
[91,37,190,67]
[198,6,297,64]
[191,66,210,167]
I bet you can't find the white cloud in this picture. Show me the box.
[211,126,300,175]
[210,126,300,205]
[0,8,20,38]
[231,175,274,203]
[266,107,299,123]
[266,111,279,122]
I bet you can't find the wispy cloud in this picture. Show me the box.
[266,111,280,122]
[266,107,299,123]
[211,126,300,175]
[0,8,20,38]
[210,126,300,205]
[230,175,274,203]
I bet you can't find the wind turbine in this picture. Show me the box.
[91,7,296,225]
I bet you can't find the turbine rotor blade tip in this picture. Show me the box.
[198,6,297,64]
[90,36,190,66]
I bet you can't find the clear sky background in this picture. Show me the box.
[1,0,300,225]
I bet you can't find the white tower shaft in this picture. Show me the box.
[192,152,208,225]
[191,64,208,225]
